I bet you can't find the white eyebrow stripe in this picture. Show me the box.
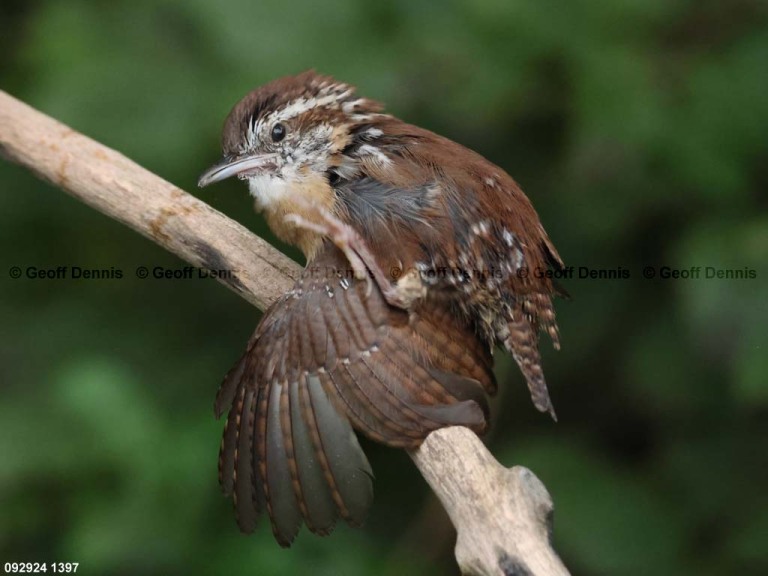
[271,89,353,123]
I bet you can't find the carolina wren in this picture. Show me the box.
[199,71,564,546]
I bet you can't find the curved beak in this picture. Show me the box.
[198,153,280,188]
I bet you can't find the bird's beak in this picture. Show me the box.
[197,153,280,188]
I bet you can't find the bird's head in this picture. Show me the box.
[199,70,383,203]
[198,71,388,257]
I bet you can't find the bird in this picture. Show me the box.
[198,70,564,546]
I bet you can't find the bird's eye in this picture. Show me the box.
[271,123,286,142]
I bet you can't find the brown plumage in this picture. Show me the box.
[199,70,564,545]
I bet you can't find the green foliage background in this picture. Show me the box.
[1,1,766,574]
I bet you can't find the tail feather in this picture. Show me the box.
[504,312,557,421]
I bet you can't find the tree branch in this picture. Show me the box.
[0,89,570,576]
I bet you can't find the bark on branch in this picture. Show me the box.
[0,89,570,576]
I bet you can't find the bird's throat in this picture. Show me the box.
[248,172,334,260]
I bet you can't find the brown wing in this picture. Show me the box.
[340,121,563,418]
[214,245,495,545]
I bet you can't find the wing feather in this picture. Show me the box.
[289,376,336,534]
[265,381,302,545]
[234,388,258,532]
[214,244,494,543]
